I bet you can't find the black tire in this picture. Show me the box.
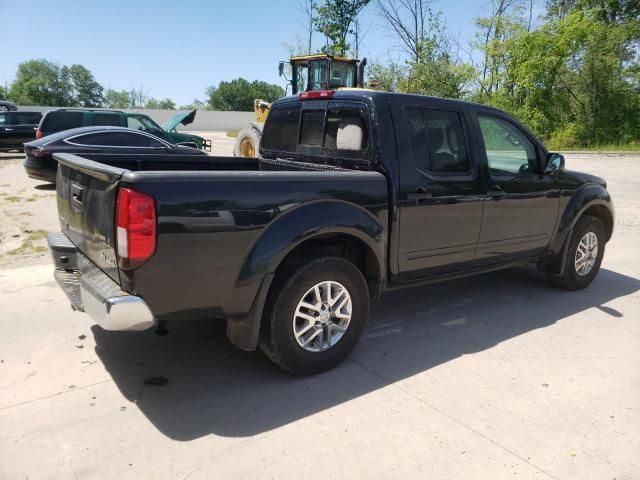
[232,126,262,158]
[259,257,370,375]
[552,215,606,290]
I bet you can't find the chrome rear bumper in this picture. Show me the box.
[48,232,155,331]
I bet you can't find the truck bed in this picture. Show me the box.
[53,152,389,325]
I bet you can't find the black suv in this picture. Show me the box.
[0,111,42,151]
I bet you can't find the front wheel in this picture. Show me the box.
[259,257,370,375]
[552,215,606,290]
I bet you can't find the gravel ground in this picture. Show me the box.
[0,145,638,479]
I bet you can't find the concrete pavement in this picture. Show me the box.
[0,149,638,479]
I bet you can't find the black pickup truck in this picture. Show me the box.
[48,90,614,374]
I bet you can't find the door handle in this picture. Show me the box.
[71,183,84,211]
[4,128,13,131]
[486,185,506,199]
[407,187,432,203]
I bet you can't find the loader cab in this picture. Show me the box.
[283,55,364,95]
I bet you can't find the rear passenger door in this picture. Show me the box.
[395,105,484,278]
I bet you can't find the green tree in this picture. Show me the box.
[69,64,104,107]
[145,98,175,109]
[179,99,207,110]
[205,78,284,111]
[104,88,130,108]
[9,59,74,106]
[314,0,370,55]
[0,84,7,99]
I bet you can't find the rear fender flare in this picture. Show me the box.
[237,199,386,287]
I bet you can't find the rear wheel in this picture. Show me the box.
[259,257,369,375]
[552,215,606,290]
[233,126,262,158]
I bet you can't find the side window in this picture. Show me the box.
[126,116,145,130]
[14,113,41,125]
[406,108,469,174]
[478,115,537,176]
[261,104,301,153]
[69,132,164,147]
[0,113,6,126]
[93,114,121,126]
[323,107,369,160]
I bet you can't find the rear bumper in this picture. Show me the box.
[48,232,155,331]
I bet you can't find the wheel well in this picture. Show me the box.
[583,205,613,241]
[273,233,382,299]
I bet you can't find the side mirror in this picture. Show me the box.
[278,61,285,77]
[545,153,565,173]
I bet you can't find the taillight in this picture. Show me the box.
[33,148,49,157]
[298,90,334,100]
[36,130,43,139]
[116,187,156,270]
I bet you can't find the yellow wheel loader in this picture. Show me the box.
[233,54,367,158]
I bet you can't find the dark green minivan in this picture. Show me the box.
[36,109,211,151]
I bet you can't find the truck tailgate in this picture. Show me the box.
[55,153,125,284]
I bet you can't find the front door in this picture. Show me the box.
[474,113,560,262]
[396,105,484,279]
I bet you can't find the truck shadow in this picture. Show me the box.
[92,266,639,440]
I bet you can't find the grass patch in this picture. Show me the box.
[4,196,21,203]
[226,130,239,138]
[7,229,49,256]
[546,141,640,152]
[26,193,53,202]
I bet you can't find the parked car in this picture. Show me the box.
[0,100,18,111]
[24,126,207,183]
[0,111,42,151]
[47,90,614,375]
[36,108,211,151]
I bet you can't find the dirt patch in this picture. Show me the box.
[0,157,58,269]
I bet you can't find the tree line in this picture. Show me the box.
[297,0,640,148]
[0,59,284,112]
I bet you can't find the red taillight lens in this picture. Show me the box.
[33,148,49,157]
[36,130,43,139]
[116,187,156,270]
[298,90,334,100]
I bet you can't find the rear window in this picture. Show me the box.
[262,102,370,161]
[41,111,83,132]
[93,113,121,126]
[261,104,301,153]
[13,112,41,125]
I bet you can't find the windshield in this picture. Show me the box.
[309,60,329,90]
[329,61,356,89]
[295,63,309,93]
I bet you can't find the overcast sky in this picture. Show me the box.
[0,0,544,106]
